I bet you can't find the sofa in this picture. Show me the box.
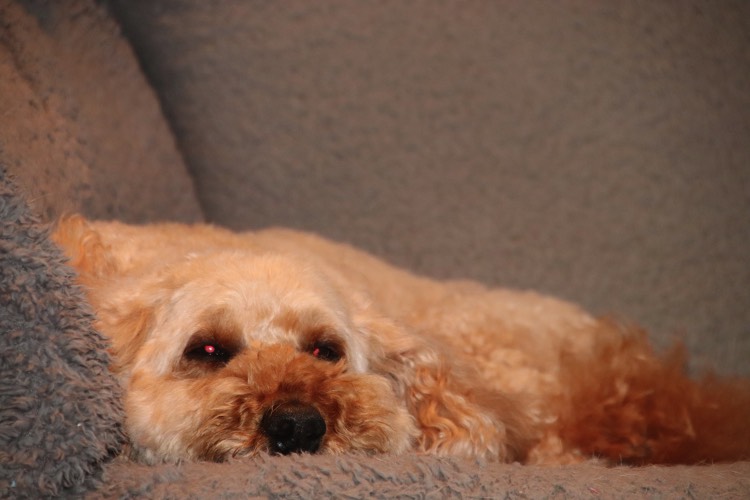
[1,0,749,497]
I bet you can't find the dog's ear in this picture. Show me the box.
[52,214,118,281]
[94,297,155,375]
[356,311,536,462]
[53,215,152,375]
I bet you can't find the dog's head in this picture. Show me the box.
[53,217,417,462]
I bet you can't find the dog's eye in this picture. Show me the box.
[309,341,342,362]
[184,342,235,366]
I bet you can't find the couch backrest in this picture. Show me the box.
[0,0,203,223]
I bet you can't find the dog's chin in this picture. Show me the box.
[121,345,418,463]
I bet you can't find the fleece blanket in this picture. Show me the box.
[0,171,124,497]
[1,171,749,498]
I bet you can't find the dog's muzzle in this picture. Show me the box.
[260,400,327,455]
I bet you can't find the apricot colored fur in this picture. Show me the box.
[52,216,750,464]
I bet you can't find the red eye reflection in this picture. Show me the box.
[183,337,237,368]
[309,341,341,362]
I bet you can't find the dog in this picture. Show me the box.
[52,215,750,465]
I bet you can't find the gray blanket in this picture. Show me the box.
[0,171,123,497]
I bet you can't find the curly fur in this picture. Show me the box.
[52,216,750,464]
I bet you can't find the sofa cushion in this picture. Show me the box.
[0,0,203,223]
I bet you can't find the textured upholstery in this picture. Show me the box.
[0,0,202,223]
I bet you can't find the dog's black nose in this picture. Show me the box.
[260,401,326,455]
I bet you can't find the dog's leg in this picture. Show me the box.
[358,313,538,462]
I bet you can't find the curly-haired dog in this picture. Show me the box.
[52,216,750,465]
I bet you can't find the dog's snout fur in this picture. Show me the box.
[261,401,326,455]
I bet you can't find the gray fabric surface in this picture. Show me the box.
[95,454,750,499]
[0,0,203,223]
[0,171,125,498]
[110,0,750,374]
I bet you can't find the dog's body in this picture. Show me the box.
[53,216,750,465]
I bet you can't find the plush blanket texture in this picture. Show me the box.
[97,455,750,499]
[0,171,124,497]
